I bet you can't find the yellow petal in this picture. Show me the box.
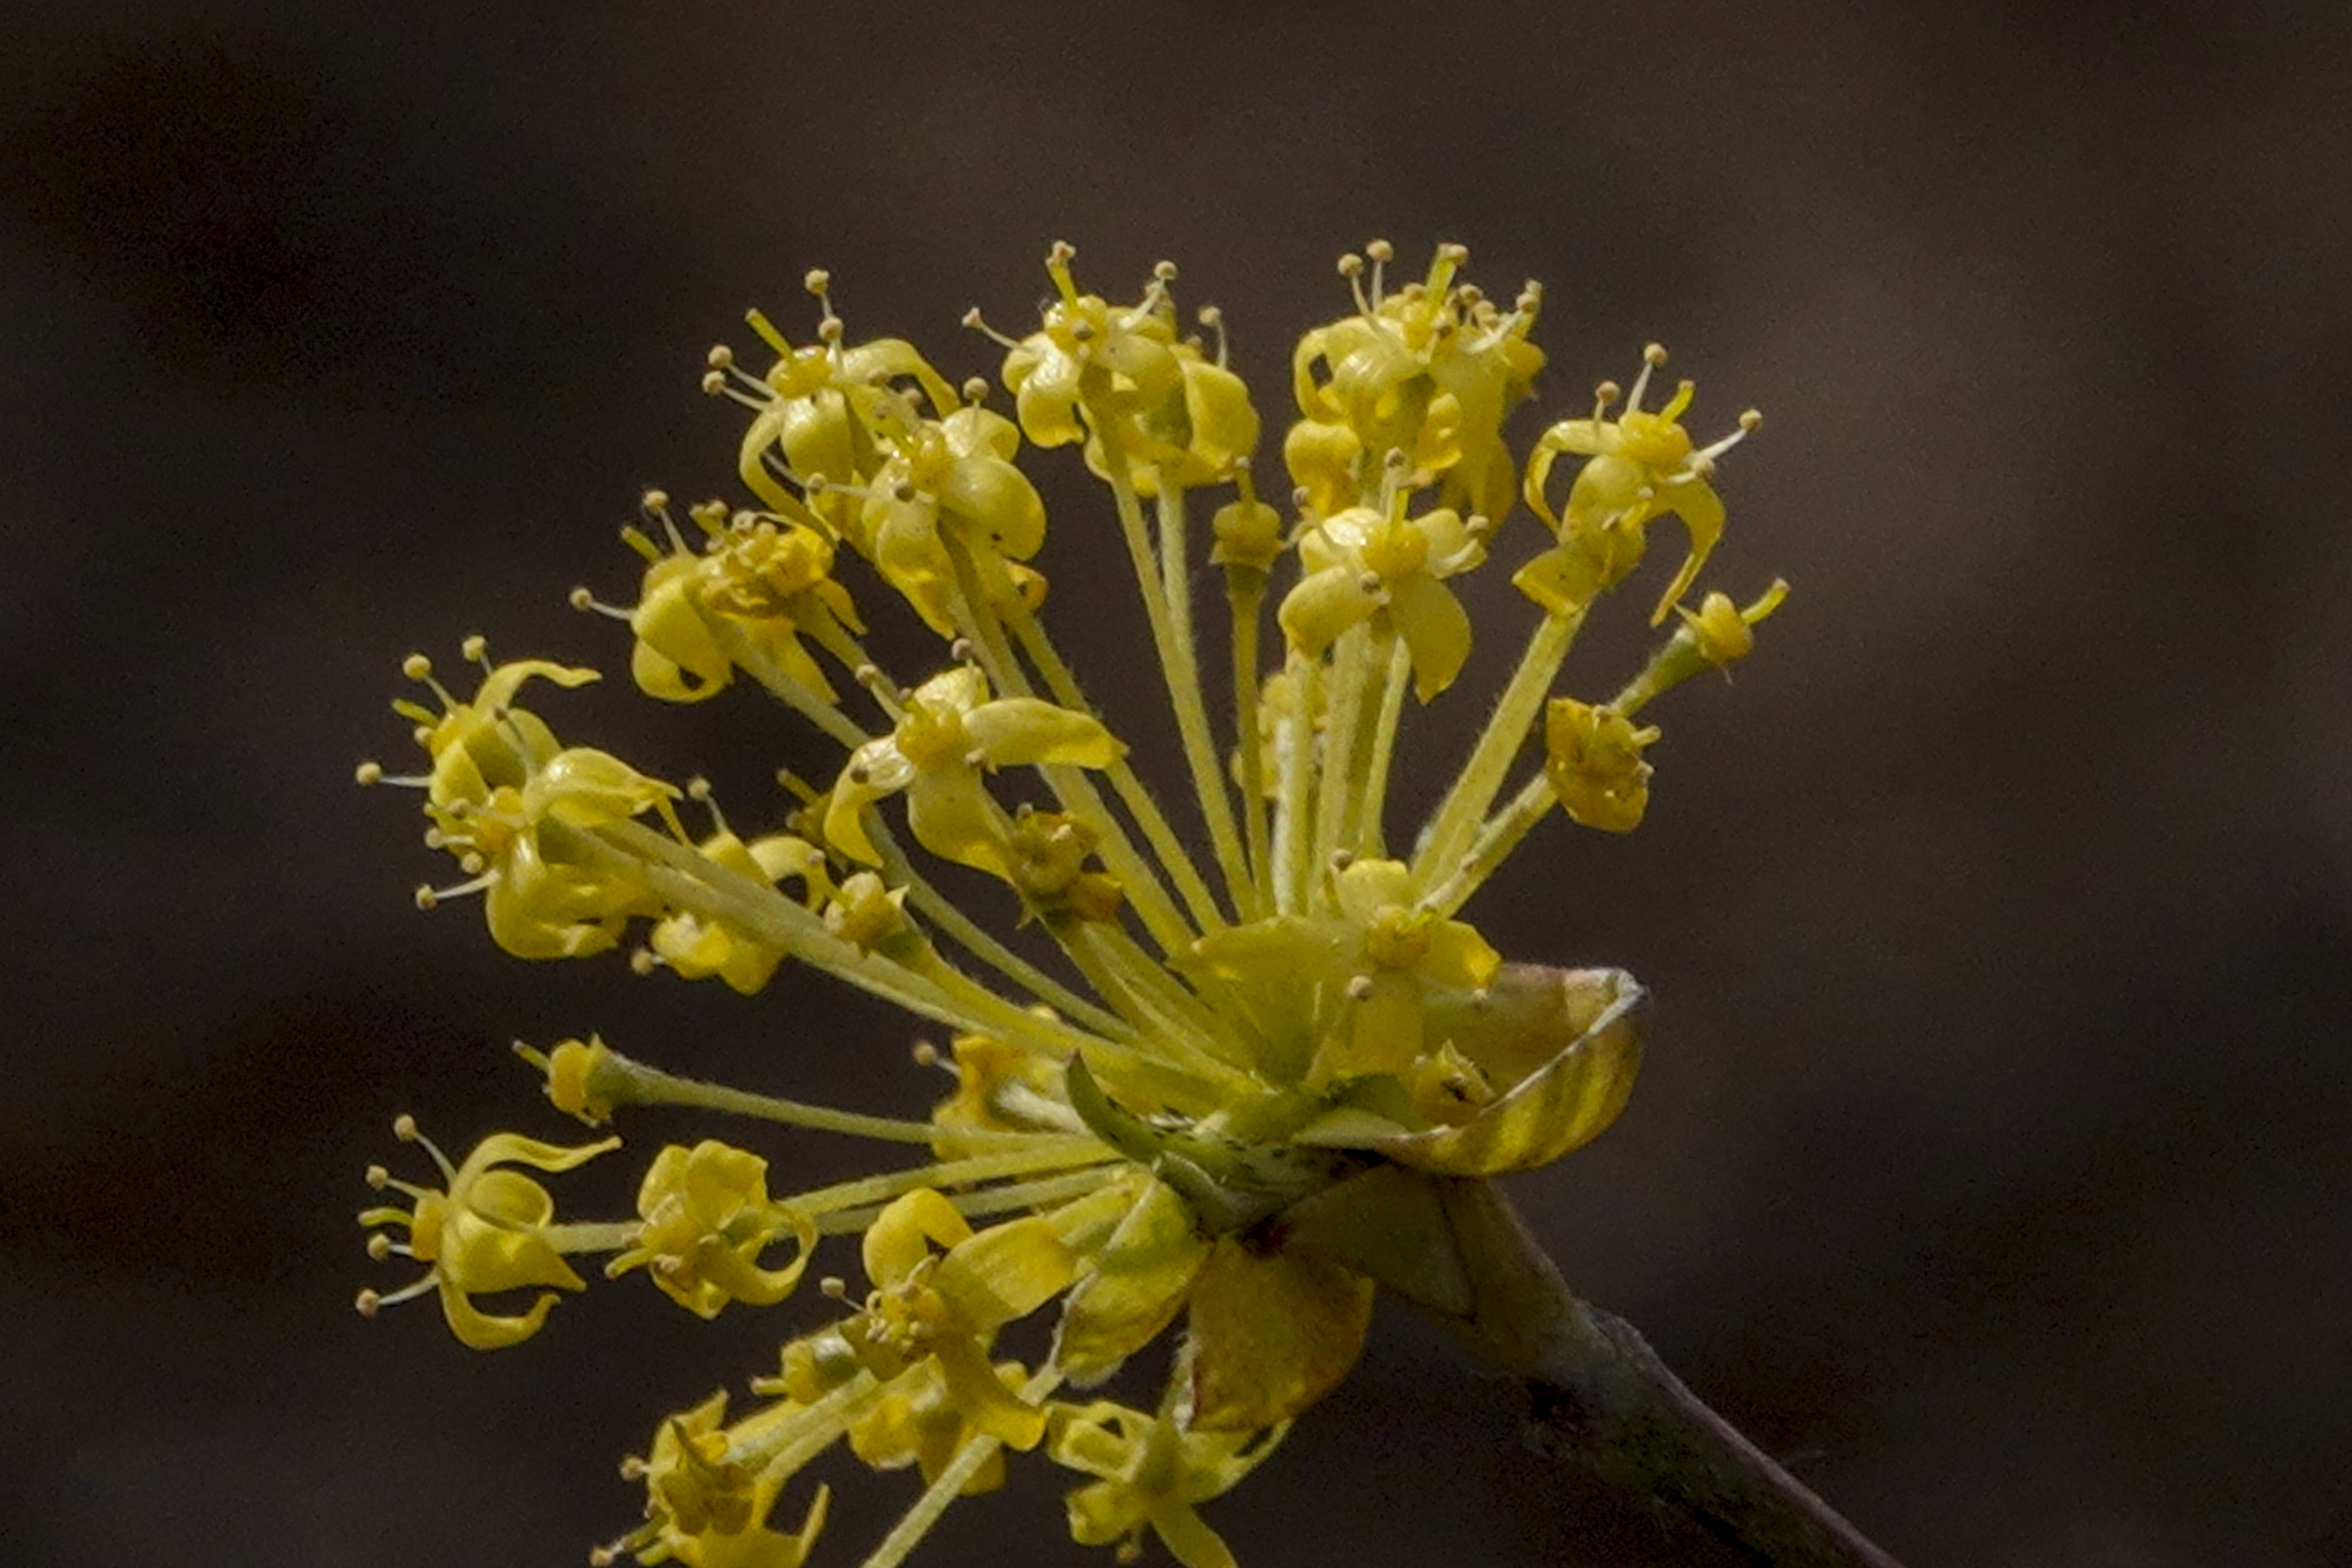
[934,1216,1078,1332]
[862,1188,972,1289]
[1386,574,1472,701]
[437,1280,562,1351]
[962,698,1123,769]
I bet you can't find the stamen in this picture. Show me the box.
[1197,303,1230,368]
[1045,240,1081,308]
[962,307,1021,350]
[1338,252,1374,319]
[1364,239,1393,308]
[400,653,459,712]
[1698,410,1764,462]
[1626,342,1669,413]
[415,872,494,910]
[701,370,766,409]
[568,586,631,622]
[394,1113,461,1185]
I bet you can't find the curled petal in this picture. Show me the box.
[436,1280,564,1351]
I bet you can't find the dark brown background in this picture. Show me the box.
[7,2,2349,1565]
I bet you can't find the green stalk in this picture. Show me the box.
[1408,607,1581,893]
[1154,484,1255,917]
[1419,771,1557,919]
[1226,567,1273,916]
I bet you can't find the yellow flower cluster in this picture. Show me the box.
[356,240,1785,1568]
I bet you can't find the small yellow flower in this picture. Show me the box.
[646,827,827,995]
[1046,1402,1287,1568]
[861,402,1049,635]
[842,1188,1078,1451]
[1612,578,1793,715]
[1278,499,1486,700]
[726,273,961,535]
[605,499,862,706]
[1543,699,1660,834]
[1286,241,1544,519]
[533,1033,624,1124]
[843,1357,1019,1495]
[825,665,1124,878]
[1000,245,1185,452]
[358,1118,619,1350]
[1524,346,1760,625]
[1183,859,1501,1082]
[1001,806,1125,926]
[623,1390,833,1568]
[607,1142,818,1319]
[380,649,683,959]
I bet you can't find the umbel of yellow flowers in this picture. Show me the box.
[356,239,1785,1568]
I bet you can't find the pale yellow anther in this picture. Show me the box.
[700,370,726,395]
[354,1288,382,1318]
[705,346,732,371]
[355,761,383,785]
[802,268,831,297]
[1644,342,1669,365]
[1740,409,1764,432]
[401,653,432,681]
[566,586,593,611]
[367,1233,394,1261]
[1152,260,1178,282]
[1345,975,1375,1001]
[1366,239,1394,264]
[1337,253,1365,278]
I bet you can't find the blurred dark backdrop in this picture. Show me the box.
[6,2,2349,1565]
